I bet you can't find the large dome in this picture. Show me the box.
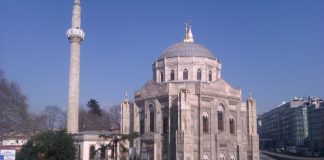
[158,42,216,60]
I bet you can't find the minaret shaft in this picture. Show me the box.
[67,0,84,133]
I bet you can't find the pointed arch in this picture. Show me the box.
[197,69,202,81]
[219,153,225,160]
[208,71,212,81]
[183,68,188,80]
[218,104,225,131]
[170,70,175,81]
[203,112,209,133]
[149,104,155,132]
[89,145,95,160]
[160,71,164,82]
[229,115,235,134]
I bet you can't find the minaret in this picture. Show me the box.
[183,23,194,43]
[66,0,85,133]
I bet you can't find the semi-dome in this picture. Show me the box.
[158,24,216,60]
[158,42,216,60]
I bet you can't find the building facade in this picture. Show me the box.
[258,97,324,150]
[121,25,259,160]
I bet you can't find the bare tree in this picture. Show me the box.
[0,69,29,134]
[109,104,120,130]
[43,105,65,130]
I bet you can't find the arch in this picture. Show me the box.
[89,145,95,160]
[219,153,225,160]
[149,104,155,132]
[160,71,164,82]
[170,70,175,81]
[203,112,209,133]
[218,104,225,131]
[140,109,145,134]
[203,154,209,160]
[230,154,236,160]
[183,69,188,80]
[197,69,202,81]
[208,71,212,81]
[229,115,235,134]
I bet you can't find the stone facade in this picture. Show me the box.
[121,25,259,160]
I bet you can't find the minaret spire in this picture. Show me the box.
[66,0,85,133]
[183,23,194,43]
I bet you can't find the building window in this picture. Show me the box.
[163,116,168,134]
[161,71,164,82]
[203,112,209,133]
[140,112,145,135]
[220,153,225,160]
[203,154,209,160]
[230,117,235,134]
[170,70,175,81]
[218,105,224,131]
[89,145,95,160]
[100,148,106,159]
[197,69,202,81]
[209,71,212,81]
[183,69,188,80]
[149,104,155,132]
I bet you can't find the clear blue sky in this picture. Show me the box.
[0,0,323,114]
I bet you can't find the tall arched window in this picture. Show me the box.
[203,112,209,133]
[160,71,164,82]
[218,105,224,131]
[230,116,235,134]
[140,109,145,135]
[163,116,168,134]
[209,71,212,81]
[89,145,95,160]
[220,153,225,160]
[183,69,188,80]
[170,70,175,81]
[197,69,202,81]
[149,105,155,132]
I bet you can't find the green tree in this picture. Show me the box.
[87,99,102,116]
[16,130,76,160]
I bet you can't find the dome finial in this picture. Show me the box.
[183,23,194,43]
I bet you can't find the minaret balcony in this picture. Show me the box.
[66,28,85,40]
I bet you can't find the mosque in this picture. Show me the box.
[65,0,259,159]
[120,24,259,160]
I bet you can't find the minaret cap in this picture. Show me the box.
[183,23,194,43]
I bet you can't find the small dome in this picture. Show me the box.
[158,42,216,60]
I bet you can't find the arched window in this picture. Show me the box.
[203,154,209,160]
[140,110,145,135]
[100,147,106,159]
[197,69,202,81]
[203,112,209,133]
[170,70,175,81]
[230,116,235,134]
[218,105,224,131]
[183,69,188,80]
[220,153,225,160]
[160,71,164,82]
[230,154,236,160]
[163,116,168,134]
[149,105,155,132]
[208,71,212,81]
[89,145,95,160]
